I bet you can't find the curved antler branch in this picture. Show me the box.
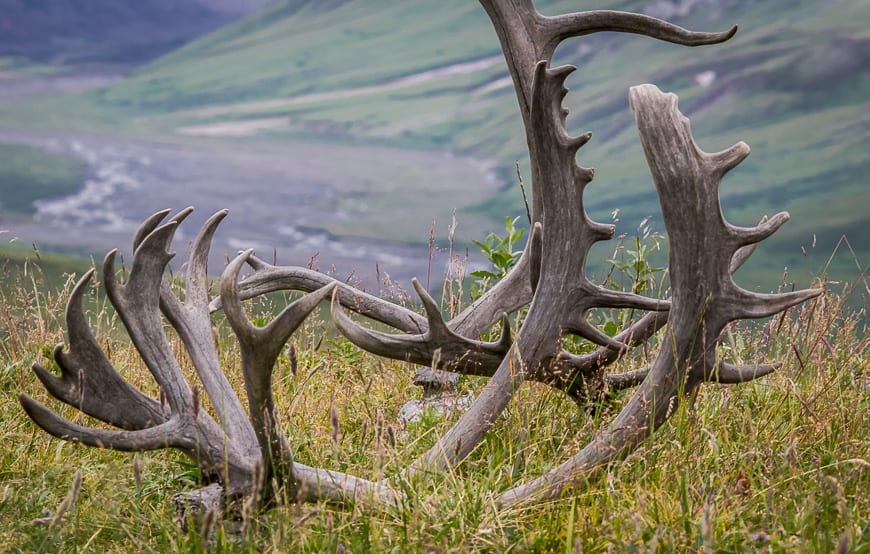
[30,269,167,430]
[221,249,336,492]
[332,278,511,375]
[18,395,189,451]
[478,0,737,122]
[540,11,736,59]
[211,254,426,333]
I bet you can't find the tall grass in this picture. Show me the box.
[0,253,867,552]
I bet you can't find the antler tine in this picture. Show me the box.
[731,287,823,321]
[19,394,188,451]
[412,278,450,339]
[707,360,781,383]
[174,207,217,307]
[606,368,649,390]
[132,208,173,250]
[30,269,166,430]
[103,222,193,414]
[731,243,757,273]
[221,249,337,490]
[728,211,791,247]
[156,209,259,455]
[576,284,670,312]
[606,359,781,392]
[564,317,626,351]
[331,278,511,375]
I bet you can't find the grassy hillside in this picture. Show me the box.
[98,0,870,286]
[0,144,85,216]
[0,244,93,294]
[0,0,866,293]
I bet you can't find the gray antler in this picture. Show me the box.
[21,215,258,494]
[20,0,823,520]
[21,209,403,510]
[497,84,820,507]
[331,277,512,375]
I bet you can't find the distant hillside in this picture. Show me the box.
[0,0,866,292]
[0,0,270,66]
[97,0,869,285]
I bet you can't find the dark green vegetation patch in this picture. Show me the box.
[0,144,84,216]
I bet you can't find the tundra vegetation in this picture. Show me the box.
[2,1,868,552]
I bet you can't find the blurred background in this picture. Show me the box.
[0,0,867,303]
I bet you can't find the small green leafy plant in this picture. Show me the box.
[605,217,666,296]
[470,216,525,298]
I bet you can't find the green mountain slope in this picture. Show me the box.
[2,0,867,290]
[96,0,869,286]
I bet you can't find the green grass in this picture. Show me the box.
[0,144,85,216]
[0,244,94,293]
[0,254,867,552]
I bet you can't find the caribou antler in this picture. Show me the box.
[497,84,821,507]
[21,214,258,495]
[20,0,824,522]
[21,209,403,512]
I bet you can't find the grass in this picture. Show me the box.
[0,144,85,216]
[0,247,867,552]
[0,244,94,294]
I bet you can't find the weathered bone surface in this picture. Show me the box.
[20,0,821,518]
[498,84,821,507]
[21,210,402,507]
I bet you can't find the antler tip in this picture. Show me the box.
[71,267,97,297]
[170,207,195,225]
[724,24,738,40]
[102,249,119,272]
